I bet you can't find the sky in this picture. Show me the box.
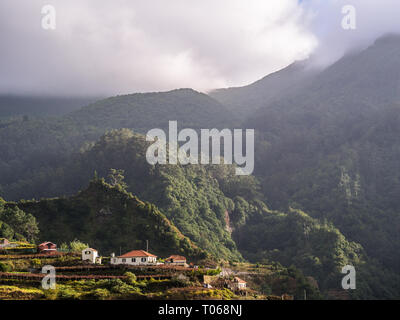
[0,0,399,97]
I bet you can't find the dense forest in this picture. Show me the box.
[1,34,400,299]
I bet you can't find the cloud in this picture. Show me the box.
[0,0,317,96]
[301,0,400,66]
[0,0,399,97]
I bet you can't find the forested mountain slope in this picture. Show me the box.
[212,34,400,119]
[206,34,400,298]
[0,88,237,201]
[4,129,396,298]
[236,35,400,288]
[0,95,99,118]
[209,60,318,116]
[7,131,244,261]
[12,179,206,261]
[69,88,237,131]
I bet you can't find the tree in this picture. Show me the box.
[69,239,89,253]
[0,206,39,242]
[108,169,128,190]
[59,242,69,252]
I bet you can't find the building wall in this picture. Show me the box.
[228,282,247,291]
[166,260,186,265]
[82,250,98,263]
[111,256,156,265]
[238,283,246,289]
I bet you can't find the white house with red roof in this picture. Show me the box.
[110,250,157,265]
[82,248,100,264]
[228,277,247,291]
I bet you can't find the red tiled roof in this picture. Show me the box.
[165,255,186,261]
[39,242,56,246]
[118,250,157,258]
[234,277,246,284]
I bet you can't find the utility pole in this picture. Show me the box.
[304,289,307,300]
[146,240,149,252]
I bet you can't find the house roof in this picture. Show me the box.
[234,277,246,284]
[38,242,56,246]
[83,248,97,252]
[118,250,157,258]
[165,255,186,261]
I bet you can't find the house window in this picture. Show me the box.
[141,258,146,262]
[122,259,126,263]
[132,258,136,262]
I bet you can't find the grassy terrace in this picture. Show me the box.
[0,251,251,300]
[0,248,309,300]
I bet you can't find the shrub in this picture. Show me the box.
[59,243,69,252]
[205,268,222,276]
[57,286,80,300]
[91,288,110,300]
[110,279,135,294]
[69,239,89,253]
[171,274,191,287]
[31,259,41,268]
[124,272,137,284]
[0,262,12,272]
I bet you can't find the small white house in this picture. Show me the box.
[228,277,247,291]
[82,248,99,264]
[110,250,157,266]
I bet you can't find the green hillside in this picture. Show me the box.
[231,202,400,299]
[0,88,237,201]
[209,60,318,116]
[242,36,400,275]
[69,88,238,131]
[13,179,206,261]
[10,130,244,261]
[0,197,38,243]
[0,95,99,118]
[4,128,394,298]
